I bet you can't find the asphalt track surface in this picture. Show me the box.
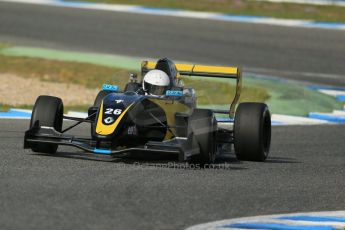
[0,1,345,86]
[1,119,345,230]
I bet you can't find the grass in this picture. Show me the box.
[0,104,33,112]
[244,76,343,116]
[0,104,11,112]
[75,0,345,23]
[0,54,269,111]
[183,77,269,106]
[0,44,341,116]
[0,55,131,89]
[0,43,11,49]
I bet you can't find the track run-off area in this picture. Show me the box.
[0,1,345,229]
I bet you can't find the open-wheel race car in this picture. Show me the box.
[24,58,271,164]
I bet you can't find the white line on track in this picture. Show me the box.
[186,211,345,230]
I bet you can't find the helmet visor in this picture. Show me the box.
[144,81,169,95]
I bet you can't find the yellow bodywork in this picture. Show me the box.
[96,102,133,136]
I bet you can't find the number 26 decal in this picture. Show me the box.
[105,108,122,115]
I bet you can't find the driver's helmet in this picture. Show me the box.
[142,69,170,95]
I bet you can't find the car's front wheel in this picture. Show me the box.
[29,95,64,153]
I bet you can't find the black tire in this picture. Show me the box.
[234,102,271,161]
[94,90,114,107]
[190,109,217,165]
[29,95,64,153]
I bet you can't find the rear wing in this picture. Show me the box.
[141,61,242,118]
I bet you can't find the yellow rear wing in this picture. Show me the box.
[141,61,242,118]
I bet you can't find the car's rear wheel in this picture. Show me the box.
[190,109,217,165]
[234,102,271,161]
[29,95,64,153]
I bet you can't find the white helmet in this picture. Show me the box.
[142,69,170,95]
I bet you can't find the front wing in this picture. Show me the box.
[24,123,200,161]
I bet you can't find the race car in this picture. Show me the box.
[24,58,271,164]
